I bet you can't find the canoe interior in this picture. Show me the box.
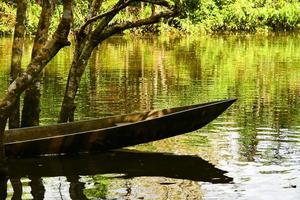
[5,99,235,144]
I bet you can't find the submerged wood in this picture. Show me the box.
[4,99,236,157]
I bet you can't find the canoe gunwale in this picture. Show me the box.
[4,98,237,157]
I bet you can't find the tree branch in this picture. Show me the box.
[21,1,57,128]
[52,0,73,46]
[78,0,132,37]
[88,0,104,19]
[10,0,27,82]
[95,10,176,42]
[31,0,55,58]
[139,0,174,9]
[8,0,27,129]
[79,0,176,36]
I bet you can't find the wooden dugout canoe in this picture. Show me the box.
[4,99,236,157]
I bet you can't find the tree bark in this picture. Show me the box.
[21,81,41,127]
[59,0,103,122]
[0,116,7,172]
[59,44,94,122]
[9,0,27,129]
[151,4,156,16]
[21,0,54,127]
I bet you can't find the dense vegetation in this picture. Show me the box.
[1,0,300,35]
[181,0,300,34]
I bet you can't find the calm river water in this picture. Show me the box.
[0,34,300,199]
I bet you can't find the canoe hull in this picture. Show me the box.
[5,99,236,157]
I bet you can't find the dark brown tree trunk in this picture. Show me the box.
[21,81,41,127]
[21,0,54,127]
[0,117,6,173]
[59,0,179,123]
[0,0,73,159]
[9,0,27,129]
[59,44,95,122]
[59,0,102,123]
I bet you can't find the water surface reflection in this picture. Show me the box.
[1,34,300,199]
[2,150,231,199]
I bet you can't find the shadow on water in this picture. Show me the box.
[1,150,232,199]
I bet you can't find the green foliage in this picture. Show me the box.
[0,2,15,35]
[83,175,109,199]
[264,2,300,30]
[73,0,89,28]
[26,3,41,34]
[0,0,299,35]
[178,0,300,34]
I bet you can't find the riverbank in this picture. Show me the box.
[1,0,300,36]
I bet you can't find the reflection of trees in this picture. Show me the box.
[83,175,108,199]
[177,35,300,162]
[0,175,8,199]
[2,176,89,200]
[29,177,45,200]
[1,35,300,117]
[4,150,232,198]
[11,178,22,200]
[118,177,203,199]
[67,176,88,200]
[1,34,300,164]
[1,177,45,200]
